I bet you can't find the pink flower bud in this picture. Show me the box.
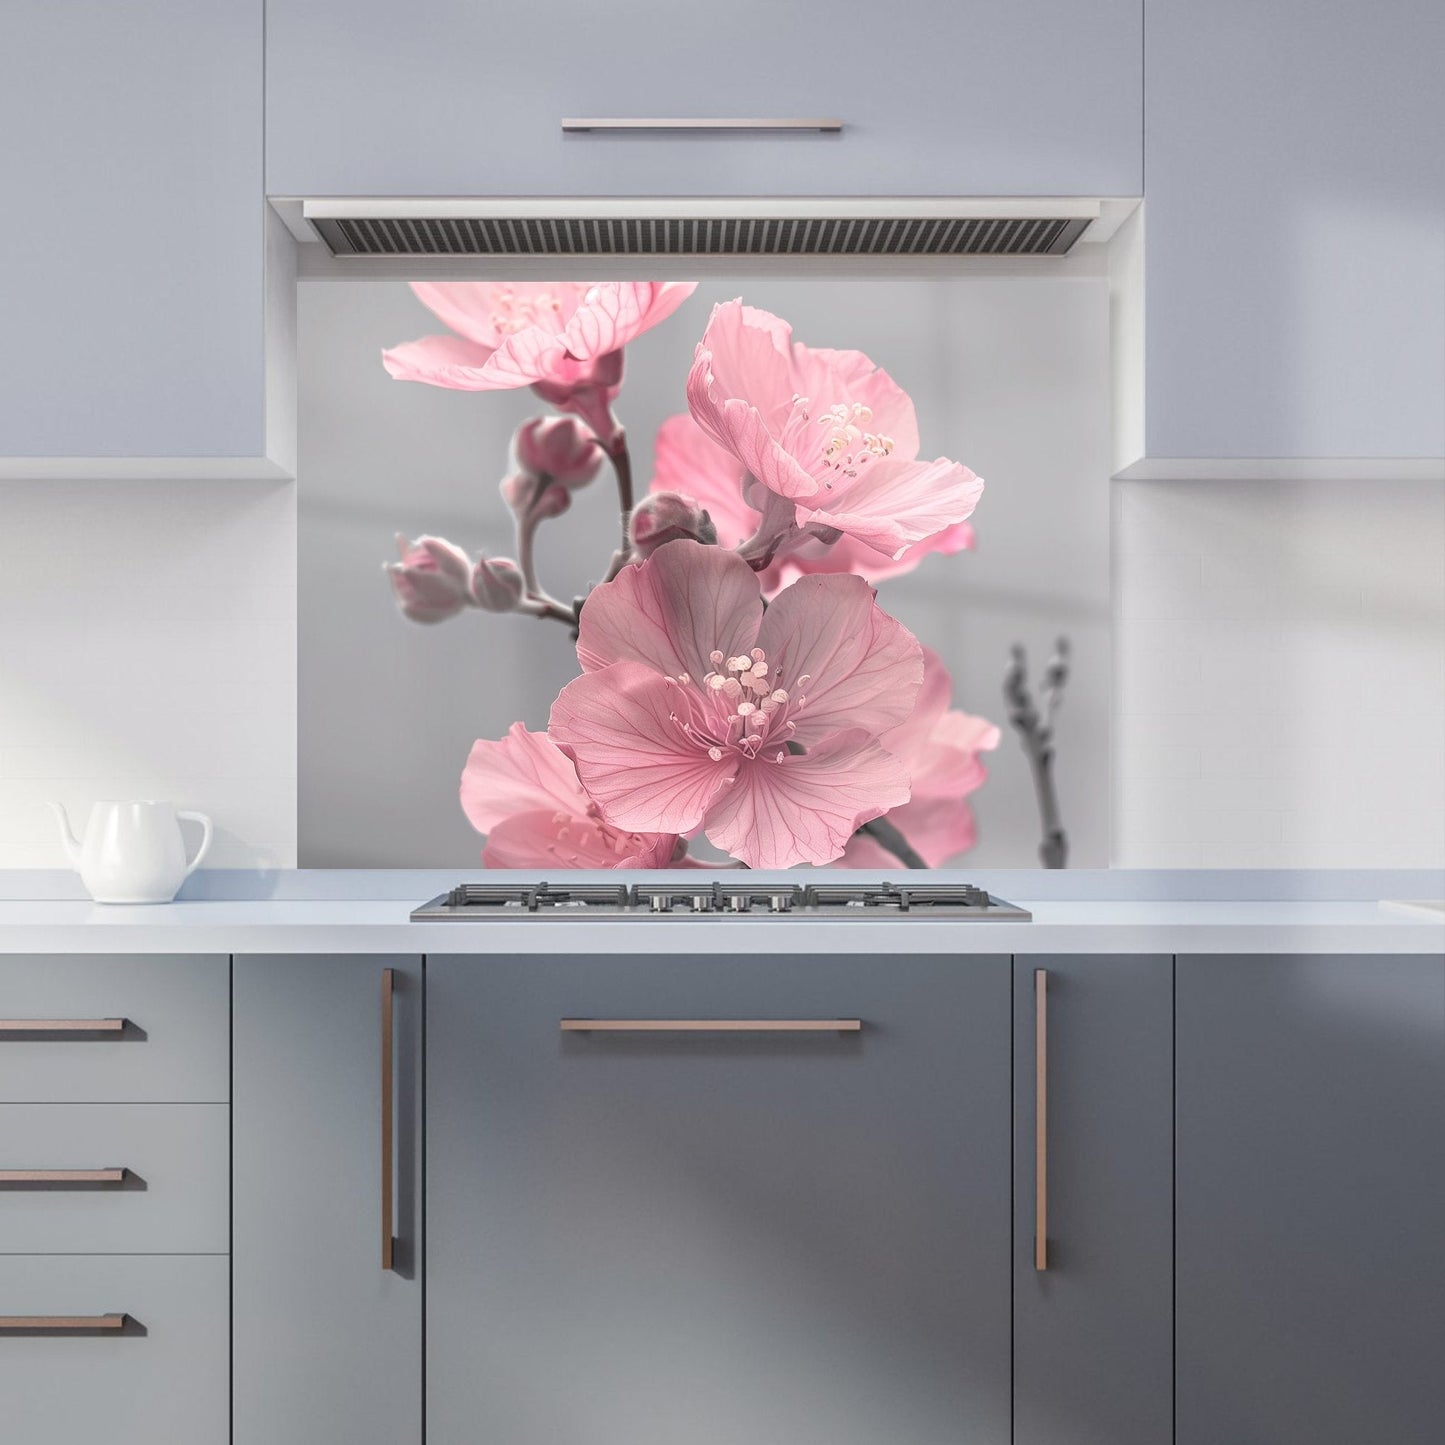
[628,492,719,559]
[514,416,603,487]
[501,472,572,520]
[470,556,525,613]
[385,534,474,624]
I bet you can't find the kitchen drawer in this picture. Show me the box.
[0,1254,227,1445]
[0,955,227,1103]
[0,1104,228,1255]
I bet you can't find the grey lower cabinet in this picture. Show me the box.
[426,953,1013,1445]
[1013,955,1173,1445]
[232,955,423,1445]
[1176,953,1445,1444]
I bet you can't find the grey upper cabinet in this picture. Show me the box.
[1176,953,1445,1445]
[0,1,291,478]
[1140,1,1445,468]
[427,953,1013,1445]
[233,955,423,1445]
[266,1,1142,198]
[1013,956,1173,1445]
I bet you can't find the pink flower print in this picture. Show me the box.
[382,282,697,445]
[385,534,475,624]
[460,723,679,869]
[841,646,1000,868]
[685,301,984,560]
[649,412,975,594]
[548,540,923,869]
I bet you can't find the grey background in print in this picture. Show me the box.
[296,277,1110,867]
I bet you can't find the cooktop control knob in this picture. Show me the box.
[769,893,792,913]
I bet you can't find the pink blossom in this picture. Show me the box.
[841,646,1000,868]
[685,301,984,560]
[548,541,923,869]
[628,491,718,559]
[460,723,679,869]
[382,282,696,444]
[470,556,525,613]
[649,412,975,594]
[385,534,474,623]
[514,415,603,487]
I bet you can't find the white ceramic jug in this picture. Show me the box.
[49,801,213,904]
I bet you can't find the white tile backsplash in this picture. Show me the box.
[1114,479,1445,867]
[0,480,296,868]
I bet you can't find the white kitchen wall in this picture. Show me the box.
[1114,479,1445,867]
[0,480,296,868]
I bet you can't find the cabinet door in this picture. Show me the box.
[267,1,1140,198]
[0,1,283,475]
[1013,956,1172,1445]
[427,953,1012,1445]
[1176,953,1445,1444]
[233,956,422,1445]
[1142,1,1445,464]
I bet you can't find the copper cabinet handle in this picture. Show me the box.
[1034,969,1049,1271]
[0,1314,128,1331]
[0,1018,128,1036]
[562,117,842,134]
[560,1019,862,1032]
[380,968,396,1272]
[0,1169,128,1185]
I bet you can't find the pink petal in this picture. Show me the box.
[703,729,911,869]
[549,662,737,835]
[482,808,676,869]
[381,333,501,389]
[788,344,922,463]
[877,644,954,768]
[575,539,763,682]
[766,520,975,591]
[650,413,758,550]
[562,282,698,360]
[687,356,822,501]
[479,325,591,390]
[756,573,923,743]
[459,724,586,834]
[797,459,985,559]
[409,282,587,349]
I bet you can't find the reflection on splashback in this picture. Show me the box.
[298,278,1111,868]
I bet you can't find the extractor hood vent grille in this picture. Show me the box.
[311,213,1092,259]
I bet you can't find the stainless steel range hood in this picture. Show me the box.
[299,197,1102,260]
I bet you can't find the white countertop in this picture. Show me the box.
[0,895,1439,955]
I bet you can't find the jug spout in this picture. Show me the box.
[47,801,82,865]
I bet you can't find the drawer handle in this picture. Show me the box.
[560,1019,862,1033]
[0,1018,128,1036]
[0,1314,129,1332]
[1034,969,1049,1272]
[562,117,843,134]
[381,968,396,1273]
[0,1168,128,1186]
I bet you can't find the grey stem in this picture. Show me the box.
[856,817,928,869]
[1005,639,1071,869]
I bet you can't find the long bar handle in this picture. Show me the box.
[0,1169,128,1185]
[380,968,395,1273]
[1034,969,1049,1271]
[561,1018,861,1033]
[0,1018,127,1035]
[0,1314,128,1331]
[562,117,842,134]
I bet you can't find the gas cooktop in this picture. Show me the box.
[411,881,1030,921]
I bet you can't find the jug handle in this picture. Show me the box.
[47,801,82,866]
[177,811,213,877]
